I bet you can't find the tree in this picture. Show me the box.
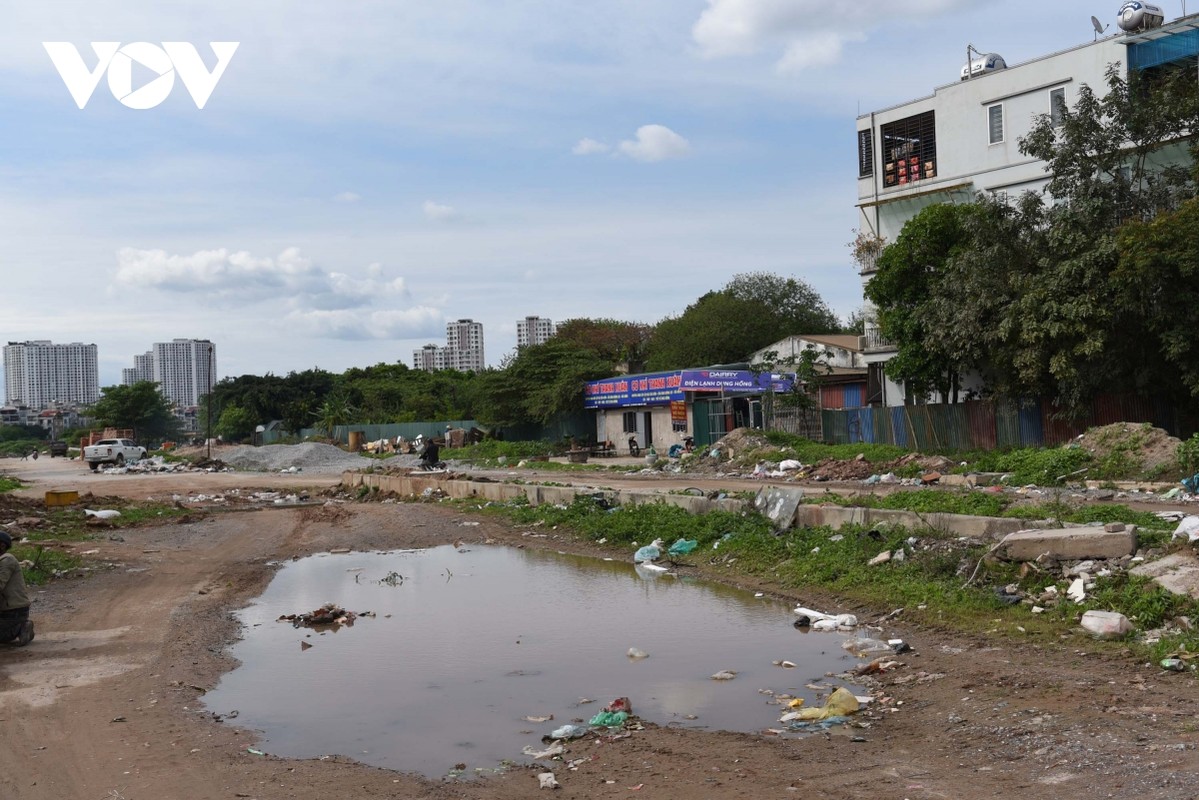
[90,382,180,443]
[474,340,612,427]
[554,318,652,372]
[867,65,1199,411]
[646,272,839,371]
[215,405,257,442]
[865,203,975,400]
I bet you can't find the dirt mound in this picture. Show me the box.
[809,456,876,481]
[1073,422,1180,478]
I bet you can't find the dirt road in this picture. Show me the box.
[2,458,1198,799]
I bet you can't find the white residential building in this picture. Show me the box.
[121,351,154,387]
[411,320,486,372]
[3,340,99,407]
[855,7,1199,406]
[516,316,556,349]
[151,339,216,408]
[412,343,446,372]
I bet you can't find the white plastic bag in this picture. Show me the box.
[1173,516,1199,543]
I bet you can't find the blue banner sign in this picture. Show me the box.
[584,369,794,408]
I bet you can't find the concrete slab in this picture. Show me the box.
[998,526,1138,562]
[1131,553,1199,599]
[754,487,805,532]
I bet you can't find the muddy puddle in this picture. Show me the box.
[205,544,860,777]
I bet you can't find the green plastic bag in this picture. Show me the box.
[588,710,629,727]
[667,538,698,556]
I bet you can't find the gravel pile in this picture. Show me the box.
[221,443,374,473]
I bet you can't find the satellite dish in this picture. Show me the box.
[1091,15,1109,36]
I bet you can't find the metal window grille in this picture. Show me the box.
[622,411,637,433]
[988,104,1004,144]
[1049,88,1066,127]
[857,129,874,178]
[880,110,936,188]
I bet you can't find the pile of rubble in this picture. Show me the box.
[221,443,375,473]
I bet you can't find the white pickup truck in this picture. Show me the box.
[83,438,147,470]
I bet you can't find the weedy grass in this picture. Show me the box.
[761,432,909,464]
[957,447,1092,486]
[0,477,21,493]
[12,544,82,585]
[37,503,196,542]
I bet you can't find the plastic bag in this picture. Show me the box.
[588,710,628,727]
[633,544,661,563]
[791,687,860,721]
[1173,516,1199,543]
[667,538,697,556]
[841,636,893,656]
[550,724,589,739]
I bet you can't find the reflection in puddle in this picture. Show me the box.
[205,545,857,776]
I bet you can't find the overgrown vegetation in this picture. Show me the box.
[0,477,21,493]
[957,447,1092,485]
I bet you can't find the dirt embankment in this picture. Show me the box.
[2,468,1199,799]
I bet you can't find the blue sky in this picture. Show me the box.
[0,0,1150,390]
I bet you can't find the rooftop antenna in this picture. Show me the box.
[1091,15,1109,39]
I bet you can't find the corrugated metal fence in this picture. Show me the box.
[821,395,1180,449]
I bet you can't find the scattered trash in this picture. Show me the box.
[633,539,665,563]
[84,509,121,519]
[783,687,860,725]
[1080,610,1132,639]
[627,647,649,659]
[841,636,893,656]
[889,638,912,654]
[279,603,360,628]
[538,772,560,789]
[868,551,892,566]
[550,724,589,739]
[1173,517,1199,543]
[793,606,858,631]
[246,747,265,756]
[523,715,554,723]
[523,743,565,760]
[588,710,628,727]
[1161,658,1186,672]
[667,538,697,556]
[710,670,738,680]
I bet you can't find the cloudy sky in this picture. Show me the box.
[0,0,1142,390]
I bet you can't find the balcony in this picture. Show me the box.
[860,329,896,353]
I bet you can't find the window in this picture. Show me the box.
[987,104,1004,144]
[857,129,874,178]
[622,411,637,433]
[1049,87,1066,127]
[880,110,936,188]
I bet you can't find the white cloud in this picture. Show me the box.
[572,137,611,156]
[114,246,408,311]
[618,124,690,162]
[333,191,361,203]
[423,200,459,221]
[284,307,445,341]
[692,0,968,72]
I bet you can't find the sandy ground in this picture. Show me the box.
[2,457,1199,799]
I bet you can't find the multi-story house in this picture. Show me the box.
[854,4,1198,405]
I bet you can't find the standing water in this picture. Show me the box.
[205,545,859,776]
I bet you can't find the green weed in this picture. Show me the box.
[0,477,21,493]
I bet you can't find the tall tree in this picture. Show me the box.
[646,272,838,371]
[474,340,612,427]
[90,382,180,443]
[554,318,652,372]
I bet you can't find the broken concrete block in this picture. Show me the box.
[754,487,805,533]
[1131,553,1199,600]
[1104,522,1126,533]
[998,527,1137,562]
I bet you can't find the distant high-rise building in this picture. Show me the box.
[3,340,99,407]
[121,351,154,387]
[411,343,446,371]
[445,319,485,371]
[516,316,556,349]
[149,339,216,407]
[414,320,485,373]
